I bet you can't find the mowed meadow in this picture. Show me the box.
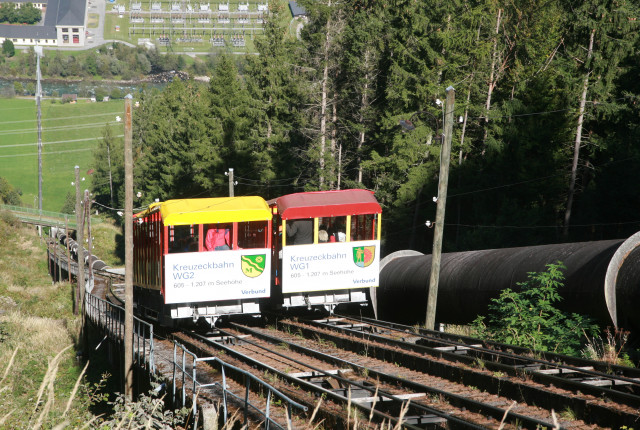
[0,97,125,211]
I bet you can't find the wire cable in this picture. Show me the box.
[0,135,124,151]
[0,121,123,136]
[0,111,123,125]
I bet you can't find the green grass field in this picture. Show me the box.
[0,97,125,212]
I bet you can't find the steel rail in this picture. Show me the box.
[334,314,640,389]
[171,341,307,429]
[218,326,465,428]
[281,318,640,428]
[312,317,640,409]
[183,330,429,430]
[230,322,554,430]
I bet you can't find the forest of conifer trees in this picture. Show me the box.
[92,0,640,255]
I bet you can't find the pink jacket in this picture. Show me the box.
[205,228,230,250]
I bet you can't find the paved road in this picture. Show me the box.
[87,0,106,46]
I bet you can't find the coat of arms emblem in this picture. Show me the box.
[241,254,266,278]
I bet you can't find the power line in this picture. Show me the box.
[235,181,296,188]
[234,175,300,184]
[448,173,565,199]
[0,147,94,158]
[93,200,147,213]
[448,220,640,229]
[463,96,633,121]
[0,135,124,150]
[0,121,123,136]
[0,106,35,111]
[0,111,123,125]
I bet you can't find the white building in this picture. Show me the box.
[0,0,86,47]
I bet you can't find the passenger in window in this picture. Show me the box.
[329,221,346,242]
[318,229,329,243]
[206,226,230,250]
[185,236,198,252]
[287,219,313,245]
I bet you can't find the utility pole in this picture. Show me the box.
[107,143,114,206]
[35,46,43,214]
[65,216,71,283]
[123,95,134,400]
[227,168,234,197]
[425,86,455,330]
[74,166,85,316]
[85,190,93,289]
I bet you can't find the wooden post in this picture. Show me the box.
[47,241,51,278]
[228,167,234,197]
[85,190,93,289]
[74,166,85,316]
[124,96,134,400]
[55,228,61,282]
[426,86,455,330]
[66,217,71,283]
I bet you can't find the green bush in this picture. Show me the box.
[0,176,22,205]
[110,87,123,99]
[60,191,75,214]
[2,39,15,57]
[472,262,600,356]
[0,210,18,228]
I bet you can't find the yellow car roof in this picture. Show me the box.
[138,197,271,226]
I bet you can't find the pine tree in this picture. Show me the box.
[336,1,387,189]
[206,55,254,195]
[560,0,640,239]
[134,79,216,200]
[91,124,123,208]
[244,2,305,198]
[297,0,346,190]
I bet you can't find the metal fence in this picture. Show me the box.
[0,204,102,228]
[173,342,308,430]
[84,292,307,429]
[85,292,155,374]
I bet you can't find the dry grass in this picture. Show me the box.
[0,314,90,428]
[91,219,125,268]
[1,312,74,357]
[582,327,635,367]
[443,324,476,337]
[0,220,93,428]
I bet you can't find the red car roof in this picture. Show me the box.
[274,189,381,220]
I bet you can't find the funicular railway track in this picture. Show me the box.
[43,188,640,428]
[171,326,482,429]
[161,314,640,429]
[274,315,640,428]
[55,241,640,428]
[333,314,640,392]
[51,237,640,428]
